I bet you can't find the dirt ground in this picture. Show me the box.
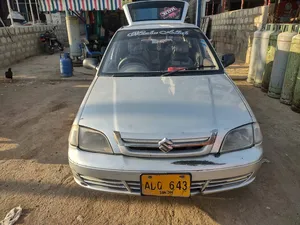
[0,53,94,81]
[0,78,300,225]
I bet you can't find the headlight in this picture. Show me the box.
[69,125,113,154]
[221,123,262,153]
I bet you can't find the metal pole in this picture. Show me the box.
[64,0,70,16]
[28,0,35,24]
[24,0,30,21]
[35,0,40,22]
[195,0,199,25]
[16,0,20,12]
[201,0,206,18]
[273,0,279,23]
[222,0,226,12]
[6,0,14,26]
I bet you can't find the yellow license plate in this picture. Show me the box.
[141,174,191,197]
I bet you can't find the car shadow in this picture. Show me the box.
[0,170,271,225]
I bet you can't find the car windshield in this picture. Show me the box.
[99,28,220,76]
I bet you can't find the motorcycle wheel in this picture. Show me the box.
[43,42,54,55]
[83,47,88,59]
[58,43,64,51]
[46,45,55,55]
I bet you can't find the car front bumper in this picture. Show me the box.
[69,144,263,195]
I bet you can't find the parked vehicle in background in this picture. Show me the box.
[68,0,263,197]
[40,26,64,54]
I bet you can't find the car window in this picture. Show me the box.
[99,28,220,76]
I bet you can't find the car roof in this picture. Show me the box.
[120,22,199,31]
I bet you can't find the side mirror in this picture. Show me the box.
[83,58,98,70]
[221,53,235,68]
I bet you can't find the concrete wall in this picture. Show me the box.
[0,25,68,69]
[209,6,269,63]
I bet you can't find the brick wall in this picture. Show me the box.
[209,6,269,63]
[0,25,68,69]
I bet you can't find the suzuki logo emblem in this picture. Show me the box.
[158,138,174,153]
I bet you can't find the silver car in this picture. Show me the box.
[68,0,263,197]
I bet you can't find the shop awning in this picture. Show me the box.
[38,0,122,12]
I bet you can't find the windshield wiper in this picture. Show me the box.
[111,73,153,77]
[161,65,216,77]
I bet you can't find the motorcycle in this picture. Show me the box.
[40,26,64,54]
[82,35,105,61]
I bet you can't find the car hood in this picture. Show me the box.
[79,74,253,150]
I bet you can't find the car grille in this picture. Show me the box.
[78,173,253,195]
[204,173,253,193]
[113,130,218,158]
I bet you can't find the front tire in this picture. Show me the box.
[57,41,64,51]
[58,45,64,51]
[82,46,88,59]
[46,45,55,55]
